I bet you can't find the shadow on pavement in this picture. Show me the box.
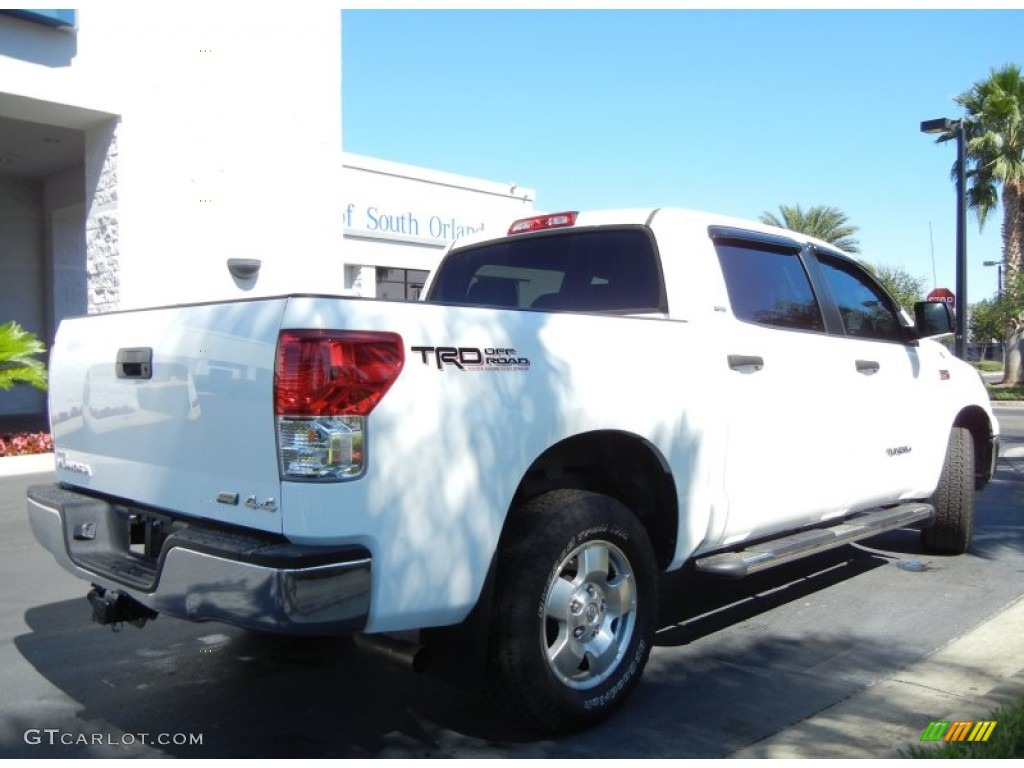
[8,457,1021,758]
[657,544,892,647]
[6,539,928,759]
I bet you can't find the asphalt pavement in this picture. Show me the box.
[736,402,1024,757]
[2,404,1023,758]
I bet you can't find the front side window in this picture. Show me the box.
[817,256,905,343]
[715,241,824,332]
[427,228,666,313]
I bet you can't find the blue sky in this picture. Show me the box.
[342,9,1024,304]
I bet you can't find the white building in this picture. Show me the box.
[0,8,535,424]
[341,153,535,300]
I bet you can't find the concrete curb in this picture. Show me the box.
[730,595,1024,758]
[0,452,54,478]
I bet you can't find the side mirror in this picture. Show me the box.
[914,300,955,338]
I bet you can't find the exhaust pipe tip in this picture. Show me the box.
[354,633,432,674]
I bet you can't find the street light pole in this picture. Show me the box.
[983,260,1004,296]
[954,121,967,359]
[920,117,968,359]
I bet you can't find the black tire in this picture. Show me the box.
[921,426,975,555]
[486,489,657,733]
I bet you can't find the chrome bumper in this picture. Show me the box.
[27,484,371,634]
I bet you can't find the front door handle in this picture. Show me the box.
[855,359,880,375]
[728,354,764,371]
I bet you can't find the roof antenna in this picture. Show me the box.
[929,221,937,289]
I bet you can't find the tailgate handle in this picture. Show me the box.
[116,347,153,380]
[855,359,880,375]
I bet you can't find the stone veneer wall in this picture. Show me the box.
[85,119,119,314]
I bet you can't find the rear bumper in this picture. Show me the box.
[27,483,371,634]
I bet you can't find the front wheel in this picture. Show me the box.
[486,489,657,733]
[921,426,975,555]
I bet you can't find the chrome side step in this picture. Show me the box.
[694,502,935,579]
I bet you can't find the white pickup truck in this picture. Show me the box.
[28,208,999,732]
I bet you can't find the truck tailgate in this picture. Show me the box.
[49,299,288,534]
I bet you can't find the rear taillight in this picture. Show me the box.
[274,330,404,480]
[508,211,578,235]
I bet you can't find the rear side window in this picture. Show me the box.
[427,228,666,313]
[715,242,824,332]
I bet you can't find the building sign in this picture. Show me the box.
[344,202,485,242]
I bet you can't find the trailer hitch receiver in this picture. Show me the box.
[87,586,158,630]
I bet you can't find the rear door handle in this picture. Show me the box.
[728,354,764,371]
[855,359,880,375]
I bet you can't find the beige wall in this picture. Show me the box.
[0,7,345,311]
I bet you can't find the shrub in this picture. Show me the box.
[0,432,53,457]
[0,321,47,392]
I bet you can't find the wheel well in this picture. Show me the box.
[511,431,678,569]
[953,406,995,490]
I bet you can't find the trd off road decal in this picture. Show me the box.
[411,346,530,372]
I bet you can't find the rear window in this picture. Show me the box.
[715,241,824,332]
[427,228,667,313]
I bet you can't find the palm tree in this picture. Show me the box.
[759,204,861,253]
[0,321,47,392]
[943,63,1024,383]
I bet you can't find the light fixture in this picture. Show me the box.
[983,260,1003,296]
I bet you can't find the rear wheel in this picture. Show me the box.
[921,426,975,555]
[486,489,657,733]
